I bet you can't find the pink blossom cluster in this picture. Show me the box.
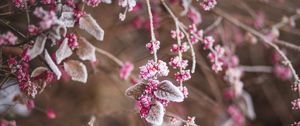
[175,70,191,82]
[66,33,79,50]
[119,62,134,80]
[139,60,169,80]
[189,25,203,44]
[169,28,192,83]
[40,0,56,5]
[33,7,58,30]
[83,0,102,7]
[227,105,245,126]
[199,0,217,11]
[146,40,160,54]
[189,24,225,73]
[170,42,190,53]
[0,119,16,126]
[169,56,188,69]
[272,52,292,80]
[0,32,18,46]
[292,122,300,126]
[291,98,300,110]
[12,0,25,8]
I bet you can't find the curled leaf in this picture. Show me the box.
[125,83,146,100]
[154,80,184,102]
[180,0,192,16]
[56,38,73,64]
[146,101,165,125]
[44,50,62,79]
[63,60,88,83]
[31,67,49,78]
[76,37,96,61]
[79,14,104,41]
[237,91,256,120]
[27,35,47,61]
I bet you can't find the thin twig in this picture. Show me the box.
[213,8,300,91]
[238,65,273,73]
[146,0,158,63]
[95,47,124,67]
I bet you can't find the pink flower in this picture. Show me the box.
[227,105,245,126]
[223,88,235,100]
[0,32,18,46]
[139,60,169,80]
[200,0,217,11]
[291,121,300,126]
[7,57,17,68]
[131,2,142,13]
[187,7,202,25]
[13,0,24,8]
[274,64,292,80]
[254,11,265,29]
[26,100,35,110]
[66,33,78,50]
[41,0,55,4]
[28,25,39,35]
[203,36,215,49]
[169,56,188,69]
[33,7,58,30]
[175,70,191,82]
[292,99,300,110]
[46,109,56,119]
[146,40,160,54]
[120,62,134,80]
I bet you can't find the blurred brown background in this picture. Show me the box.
[2,0,300,126]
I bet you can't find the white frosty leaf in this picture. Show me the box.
[27,35,47,61]
[56,38,73,64]
[180,0,192,16]
[237,91,256,120]
[125,83,147,100]
[102,0,112,4]
[76,37,96,61]
[0,79,30,116]
[59,12,75,27]
[31,67,49,77]
[63,60,88,83]
[44,50,62,79]
[154,80,184,102]
[146,101,165,125]
[79,14,104,41]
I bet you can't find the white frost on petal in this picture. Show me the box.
[59,12,75,27]
[27,35,47,61]
[44,50,62,79]
[63,60,88,83]
[56,38,73,64]
[146,101,165,125]
[154,80,184,102]
[79,14,104,41]
[76,37,96,62]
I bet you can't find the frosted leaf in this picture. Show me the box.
[31,67,49,77]
[44,50,62,79]
[27,35,47,61]
[125,83,147,100]
[146,101,165,125]
[59,12,75,27]
[76,37,96,61]
[102,0,112,4]
[154,80,184,102]
[79,14,104,41]
[180,0,192,16]
[56,38,73,64]
[0,79,30,116]
[63,60,88,83]
[237,91,256,120]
